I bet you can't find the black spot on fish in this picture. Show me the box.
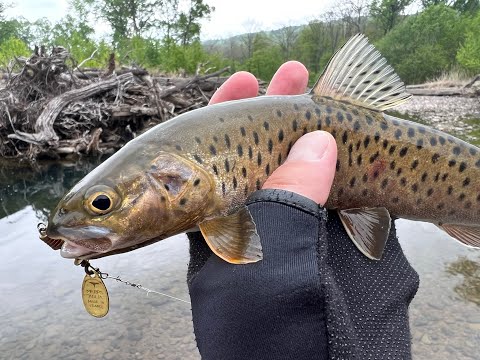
[392,197,399,204]
[381,179,389,189]
[219,117,225,123]
[336,160,340,172]
[278,153,282,165]
[463,177,471,187]
[331,129,337,139]
[352,108,359,116]
[394,129,402,139]
[459,162,467,172]
[448,209,456,216]
[209,144,217,155]
[248,115,253,121]
[180,198,187,206]
[373,170,380,179]
[160,196,166,202]
[407,128,415,138]
[447,186,453,195]
[244,184,249,196]
[248,146,253,159]
[346,113,353,122]
[317,119,322,130]
[427,188,434,197]
[431,153,440,163]
[292,119,298,132]
[265,164,270,176]
[253,131,259,145]
[224,159,230,172]
[268,139,273,154]
[437,203,445,210]
[337,112,344,122]
[287,141,293,154]
[441,173,448,181]
[421,172,428,182]
[448,160,456,167]
[193,179,200,186]
[400,178,407,186]
[277,110,282,117]
[434,172,440,182]
[476,159,480,168]
[305,110,311,120]
[366,115,373,125]
[416,199,422,205]
[278,129,284,143]
[416,139,424,149]
[237,144,243,157]
[349,177,356,187]
[380,121,388,130]
[390,161,396,170]
[195,137,202,144]
[370,151,379,163]
[256,179,261,190]
[465,201,472,209]
[325,116,331,127]
[362,173,368,182]
[439,136,446,145]
[315,107,321,116]
[194,154,203,164]
[257,152,262,166]
[411,183,418,192]
[411,160,419,170]
[338,188,344,197]
[392,119,400,126]
[164,184,170,191]
[383,139,389,149]
[242,167,247,178]
[389,145,396,155]
[357,154,363,165]
[397,168,403,176]
[418,126,426,134]
[175,145,182,151]
[364,136,371,149]
[263,122,270,131]
[233,177,238,190]
[342,131,348,144]
[353,121,361,132]
[222,183,226,196]
[240,127,246,137]
[213,136,218,143]
[362,189,368,196]
[458,193,466,201]
[468,147,477,156]
[224,134,231,149]
[326,106,332,114]
[430,137,437,146]
[399,147,408,157]
[212,164,218,175]
[453,146,461,156]
[303,126,308,135]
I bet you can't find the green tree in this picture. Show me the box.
[0,37,30,67]
[370,0,413,34]
[457,12,480,72]
[174,0,214,46]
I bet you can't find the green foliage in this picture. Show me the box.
[240,35,283,81]
[456,12,480,72]
[370,0,413,34]
[376,4,467,83]
[0,37,30,67]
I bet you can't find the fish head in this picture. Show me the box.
[46,151,215,260]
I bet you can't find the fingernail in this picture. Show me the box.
[286,131,331,162]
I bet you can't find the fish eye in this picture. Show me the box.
[84,185,119,216]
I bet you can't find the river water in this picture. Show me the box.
[1,156,479,359]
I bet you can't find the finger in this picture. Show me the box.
[262,131,337,205]
[266,61,309,96]
[209,71,259,105]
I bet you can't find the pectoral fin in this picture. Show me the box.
[199,206,263,264]
[439,223,480,248]
[338,207,391,260]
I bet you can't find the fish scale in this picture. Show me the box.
[44,34,480,264]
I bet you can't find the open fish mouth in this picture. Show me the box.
[60,237,113,259]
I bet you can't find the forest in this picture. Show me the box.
[0,0,479,85]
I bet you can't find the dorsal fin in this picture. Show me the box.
[311,34,411,111]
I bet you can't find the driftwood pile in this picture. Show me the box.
[0,47,236,161]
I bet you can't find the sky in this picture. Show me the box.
[5,0,336,40]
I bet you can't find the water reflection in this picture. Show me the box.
[1,161,479,360]
[446,256,480,306]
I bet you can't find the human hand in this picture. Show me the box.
[208,62,337,205]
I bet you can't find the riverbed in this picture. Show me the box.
[1,95,479,359]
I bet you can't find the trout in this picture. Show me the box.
[44,34,480,263]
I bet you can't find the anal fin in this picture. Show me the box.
[338,207,391,260]
[199,206,263,264]
[439,224,480,248]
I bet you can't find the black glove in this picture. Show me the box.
[187,189,419,360]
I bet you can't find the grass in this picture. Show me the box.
[464,117,480,146]
[422,67,473,89]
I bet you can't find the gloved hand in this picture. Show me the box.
[187,62,419,360]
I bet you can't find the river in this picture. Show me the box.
[1,108,480,359]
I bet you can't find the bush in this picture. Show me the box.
[0,37,30,68]
[456,13,480,73]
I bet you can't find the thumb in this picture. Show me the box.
[262,131,337,205]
